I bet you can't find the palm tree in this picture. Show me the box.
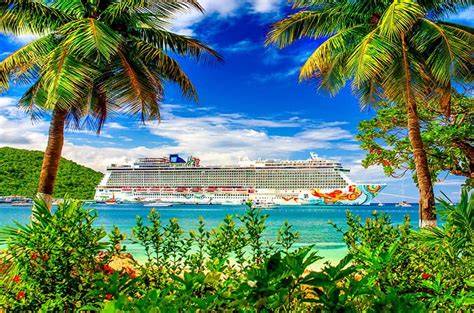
[0,0,221,207]
[267,0,473,227]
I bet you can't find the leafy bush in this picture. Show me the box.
[337,188,474,311]
[0,199,130,311]
[0,191,472,312]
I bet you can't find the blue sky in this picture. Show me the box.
[0,1,472,202]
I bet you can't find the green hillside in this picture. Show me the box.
[0,147,103,199]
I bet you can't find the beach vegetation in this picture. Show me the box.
[0,0,220,207]
[0,190,472,311]
[0,199,123,311]
[266,0,473,227]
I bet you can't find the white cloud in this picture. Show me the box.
[107,122,127,130]
[0,97,464,202]
[171,0,283,34]
[0,96,16,108]
[0,98,356,171]
[447,6,474,25]
[252,66,299,82]
[0,51,11,59]
[252,0,281,13]
[221,40,260,53]
[8,33,39,44]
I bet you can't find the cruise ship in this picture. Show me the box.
[94,153,385,205]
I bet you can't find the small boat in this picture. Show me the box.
[396,201,412,208]
[253,203,276,209]
[144,202,173,207]
[105,194,117,205]
[377,202,383,207]
[11,201,32,207]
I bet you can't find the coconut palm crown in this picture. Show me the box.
[267,0,473,226]
[0,0,221,204]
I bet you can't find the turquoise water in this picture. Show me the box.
[0,203,418,263]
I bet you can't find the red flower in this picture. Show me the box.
[123,267,137,279]
[41,254,49,262]
[31,252,39,260]
[105,293,113,300]
[16,291,25,300]
[128,270,137,279]
[102,264,114,275]
[421,273,432,280]
[12,275,21,283]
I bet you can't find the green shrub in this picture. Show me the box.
[0,191,472,312]
[0,199,130,311]
[337,188,474,311]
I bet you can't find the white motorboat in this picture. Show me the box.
[396,201,412,208]
[143,202,173,207]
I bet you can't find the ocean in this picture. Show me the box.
[0,203,418,264]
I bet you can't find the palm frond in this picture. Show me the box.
[104,50,160,122]
[60,18,122,61]
[0,0,68,35]
[103,0,203,22]
[50,0,86,18]
[298,24,367,93]
[378,0,424,40]
[132,39,196,100]
[348,30,399,88]
[0,34,56,91]
[266,6,355,48]
[136,28,221,61]
[41,45,98,110]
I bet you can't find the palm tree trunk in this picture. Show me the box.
[401,35,436,227]
[37,108,67,209]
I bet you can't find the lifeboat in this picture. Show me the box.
[206,187,217,192]
[191,187,202,192]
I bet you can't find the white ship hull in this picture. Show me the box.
[94,184,385,206]
[94,153,385,206]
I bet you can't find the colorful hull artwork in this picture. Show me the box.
[96,154,386,206]
[305,184,385,205]
[96,184,385,206]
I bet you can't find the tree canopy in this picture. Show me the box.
[357,93,473,185]
[0,147,102,199]
[0,0,221,132]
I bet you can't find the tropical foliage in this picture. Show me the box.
[0,0,219,122]
[0,0,220,200]
[0,190,472,311]
[0,146,102,199]
[266,0,474,225]
[357,92,473,185]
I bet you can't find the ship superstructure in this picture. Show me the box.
[95,153,385,205]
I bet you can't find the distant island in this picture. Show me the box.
[0,147,103,199]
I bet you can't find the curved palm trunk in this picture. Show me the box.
[401,35,436,227]
[37,108,67,209]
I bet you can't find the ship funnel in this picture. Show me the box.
[310,152,319,160]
